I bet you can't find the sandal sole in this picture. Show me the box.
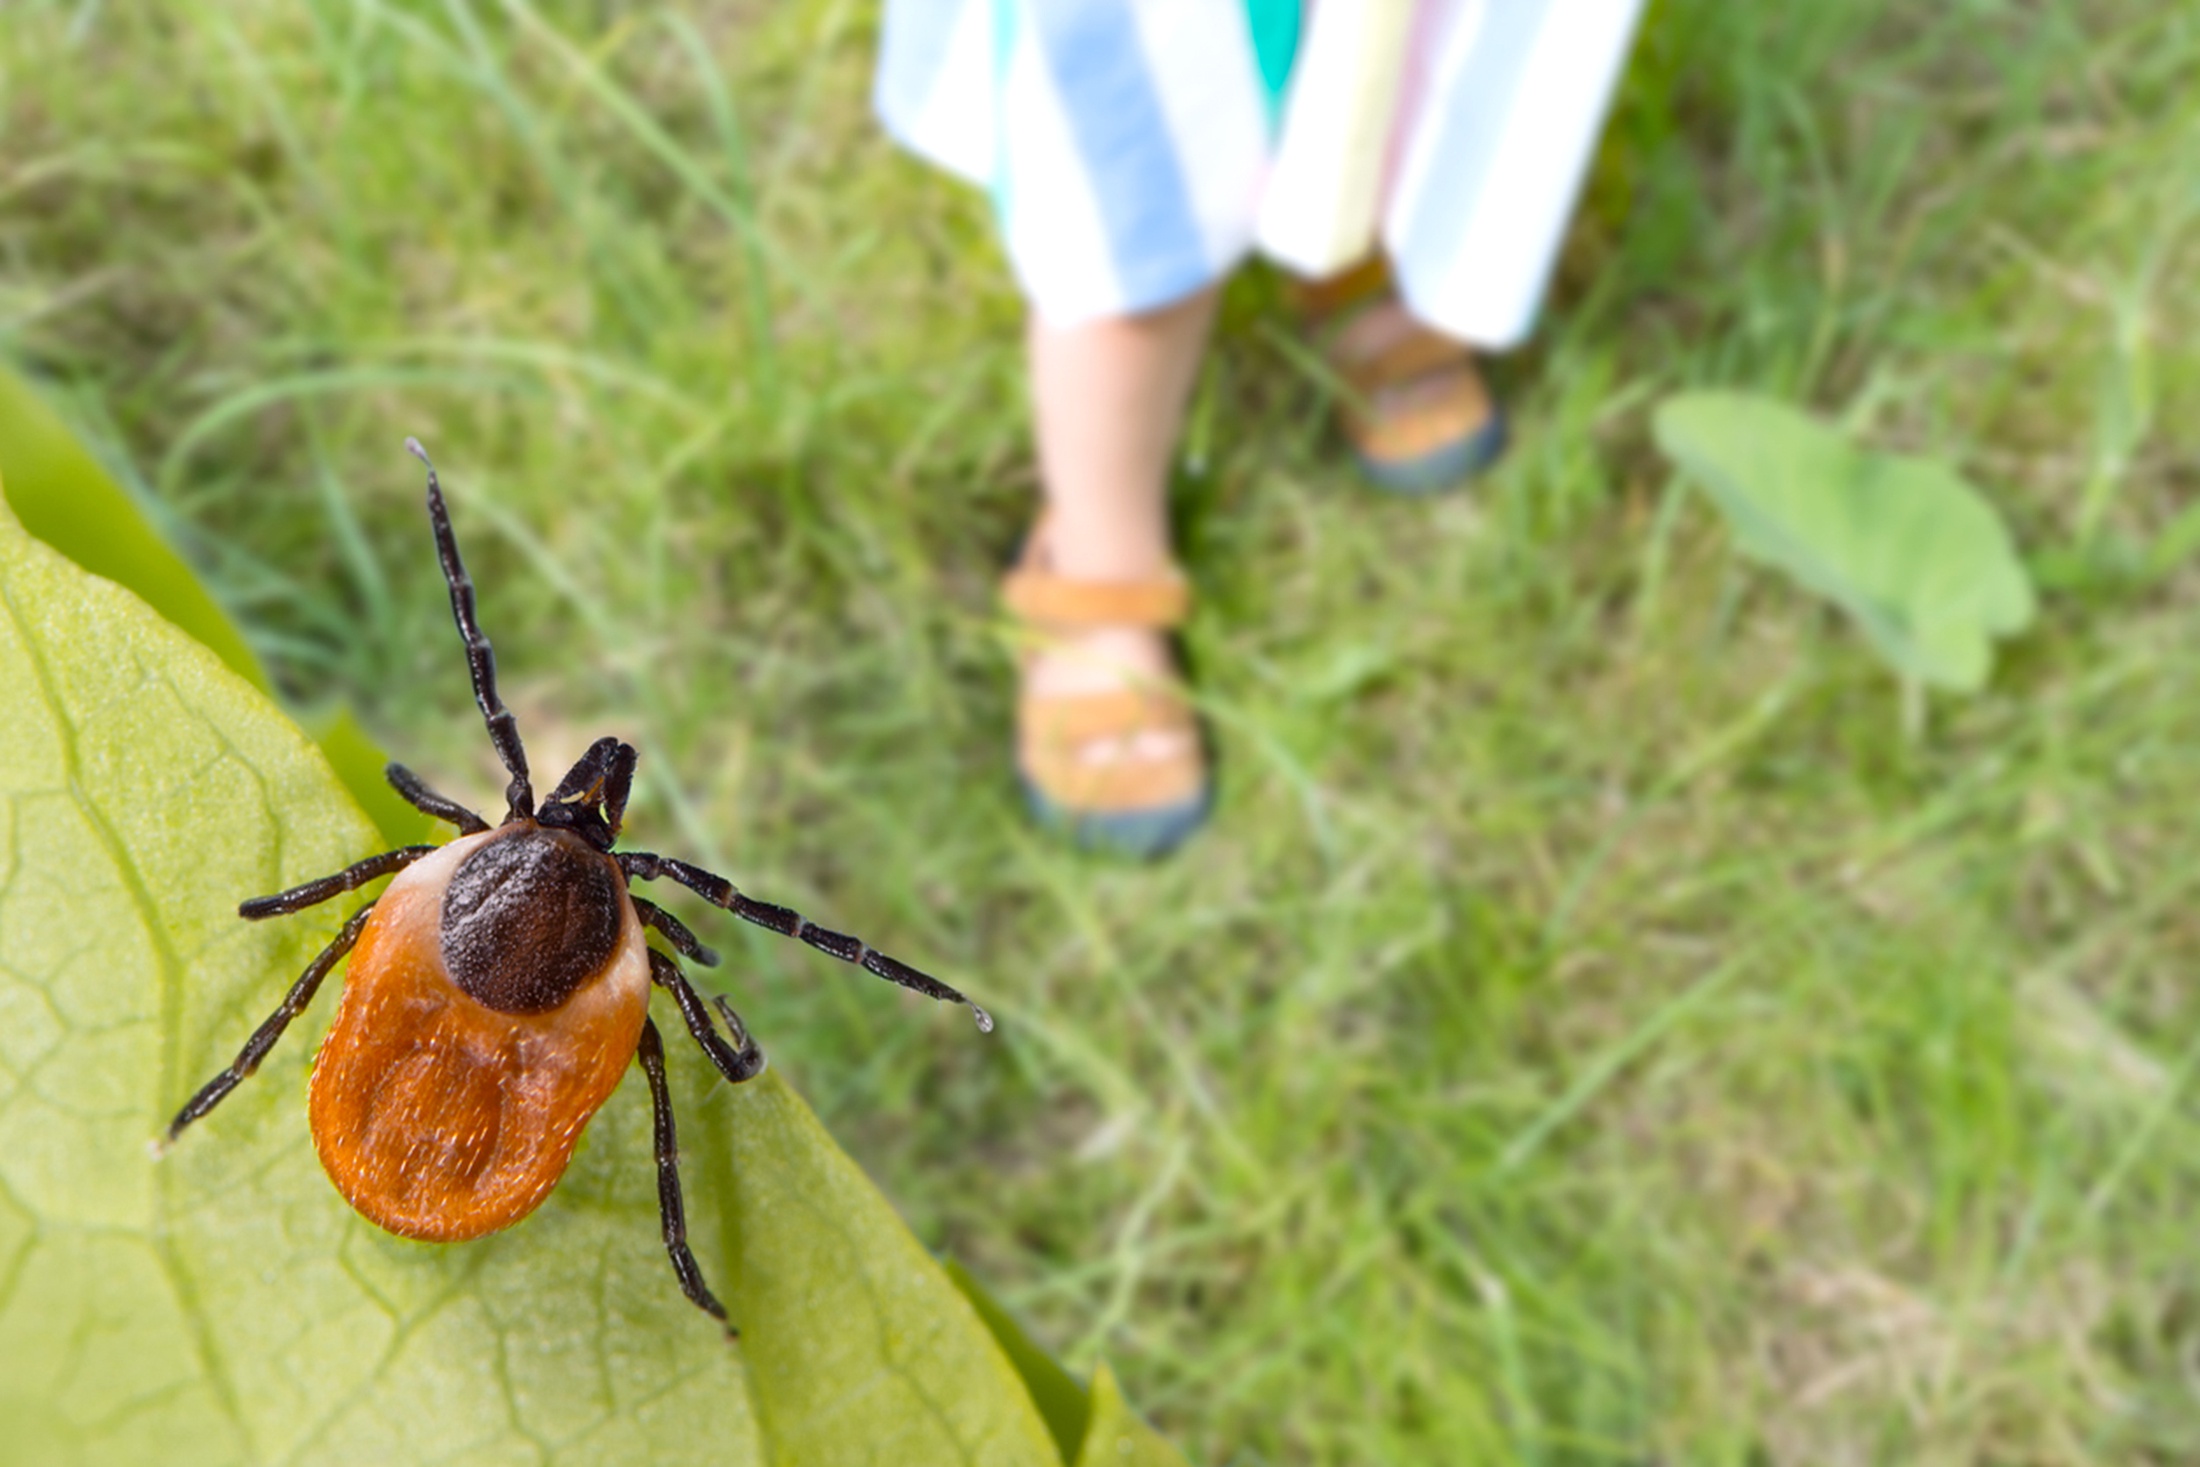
[1018,773,1212,860]
[1355,409,1509,496]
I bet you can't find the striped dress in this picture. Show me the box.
[876,0,1645,349]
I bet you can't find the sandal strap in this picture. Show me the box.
[1004,514,1209,818]
[1025,744,1206,811]
[1002,565,1190,630]
[1335,326,1470,398]
[1292,255,1473,396]
[1291,252,1393,323]
[1021,686,1194,744]
[1019,689,1203,811]
[1348,363,1495,462]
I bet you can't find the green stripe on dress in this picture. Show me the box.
[1242,0,1302,128]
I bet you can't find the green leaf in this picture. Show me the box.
[944,1259,1092,1465]
[0,496,762,1465]
[1653,391,2035,692]
[720,1073,1064,1466]
[304,703,436,849]
[0,367,267,690]
[0,444,1200,1465]
[1070,1366,1191,1467]
[0,367,427,846]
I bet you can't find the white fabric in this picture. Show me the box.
[876,0,1646,348]
[1254,0,1417,276]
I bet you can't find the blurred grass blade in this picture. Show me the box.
[1499,943,1759,1172]
[153,365,541,495]
[660,9,781,404]
[308,705,434,848]
[497,0,796,285]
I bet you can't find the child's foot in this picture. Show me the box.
[1004,521,1210,858]
[1299,258,1508,494]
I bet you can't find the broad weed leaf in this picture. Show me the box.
[943,1251,1196,1467]
[1654,391,2035,691]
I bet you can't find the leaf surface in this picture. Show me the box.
[721,1072,1063,1467]
[1654,391,2035,691]
[1070,1366,1190,1467]
[0,460,1191,1467]
[945,1259,1091,1464]
[0,496,762,1466]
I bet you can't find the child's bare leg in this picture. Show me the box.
[1026,287,1218,766]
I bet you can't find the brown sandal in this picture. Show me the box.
[1001,519,1211,857]
[1296,254,1508,494]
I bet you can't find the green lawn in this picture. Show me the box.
[7,1,2200,1461]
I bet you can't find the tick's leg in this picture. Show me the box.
[635,1016,734,1335]
[409,437,533,822]
[632,896,720,966]
[620,852,993,1033]
[165,903,375,1143]
[239,846,437,920]
[648,949,764,1084]
[385,763,490,834]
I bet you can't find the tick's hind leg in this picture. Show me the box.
[635,1016,734,1336]
[165,903,376,1144]
[648,950,763,1084]
[632,897,719,967]
[385,763,490,834]
[239,845,437,920]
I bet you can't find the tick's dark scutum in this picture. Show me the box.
[440,827,624,1013]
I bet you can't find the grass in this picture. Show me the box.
[6,0,2200,1461]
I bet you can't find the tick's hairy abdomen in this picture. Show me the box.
[308,828,650,1242]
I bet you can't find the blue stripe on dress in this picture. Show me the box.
[1026,0,1214,313]
[1389,1,1543,295]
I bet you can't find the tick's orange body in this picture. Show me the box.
[307,830,649,1240]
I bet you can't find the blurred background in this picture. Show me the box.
[5,1,2198,1460]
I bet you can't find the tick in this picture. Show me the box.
[164,439,990,1331]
